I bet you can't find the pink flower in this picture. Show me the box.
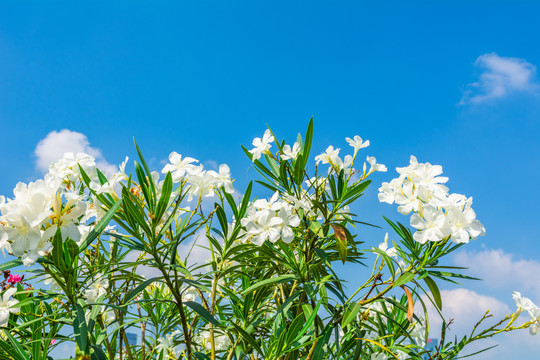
[50,339,57,345]
[7,274,22,285]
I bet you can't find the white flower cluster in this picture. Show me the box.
[314,135,386,176]
[378,156,485,244]
[161,152,234,201]
[84,275,109,303]
[195,328,231,352]
[0,152,127,266]
[240,192,301,246]
[156,330,182,359]
[513,291,540,335]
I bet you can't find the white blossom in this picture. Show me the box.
[0,288,19,327]
[162,152,201,182]
[315,146,343,169]
[280,141,301,161]
[345,135,370,153]
[85,275,109,303]
[366,156,387,173]
[249,129,274,161]
[208,164,234,194]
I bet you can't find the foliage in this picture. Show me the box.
[0,120,534,360]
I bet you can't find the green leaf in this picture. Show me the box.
[0,259,23,271]
[184,301,220,326]
[230,322,263,355]
[79,200,121,251]
[51,229,66,273]
[342,302,362,328]
[428,270,480,281]
[133,138,157,200]
[224,192,239,220]
[423,276,442,310]
[154,171,173,224]
[292,300,321,343]
[214,203,228,239]
[285,313,307,346]
[134,160,154,211]
[123,277,163,305]
[301,117,313,170]
[2,330,30,360]
[73,303,89,353]
[63,238,79,268]
[242,274,298,295]
[394,271,415,287]
[238,181,252,218]
[90,346,108,360]
[241,146,279,181]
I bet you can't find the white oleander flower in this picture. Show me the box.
[156,331,182,358]
[208,164,234,194]
[315,146,343,169]
[410,317,427,348]
[379,156,485,244]
[410,205,447,244]
[196,328,230,352]
[85,275,109,303]
[513,291,534,315]
[162,152,201,182]
[0,288,19,327]
[186,170,218,202]
[49,152,97,183]
[249,129,274,161]
[240,194,300,246]
[366,156,387,173]
[345,135,370,153]
[280,141,301,161]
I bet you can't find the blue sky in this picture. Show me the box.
[1,1,539,358]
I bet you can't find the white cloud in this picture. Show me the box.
[34,129,116,175]
[453,249,540,300]
[423,289,510,336]
[460,53,537,105]
[421,289,538,360]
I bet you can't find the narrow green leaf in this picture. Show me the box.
[134,161,154,211]
[423,276,442,310]
[154,171,173,223]
[292,300,321,343]
[230,322,263,355]
[214,204,228,238]
[91,346,108,360]
[242,274,298,295]
[394,271,415,287]
[184,301,219,326]
[301,117,313,170]
[342,302,362,328]
[0,259,23,271]
[123,277,163,305]
[133,139,157,200]
[238,181,252,218]
[73,303,89,353]
[79,200,121,251]
[3,330,30,360]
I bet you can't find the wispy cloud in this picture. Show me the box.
[460,53,538,105]
[454,249,540,300]
[421,288,537,360]
[34,129,116,175]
